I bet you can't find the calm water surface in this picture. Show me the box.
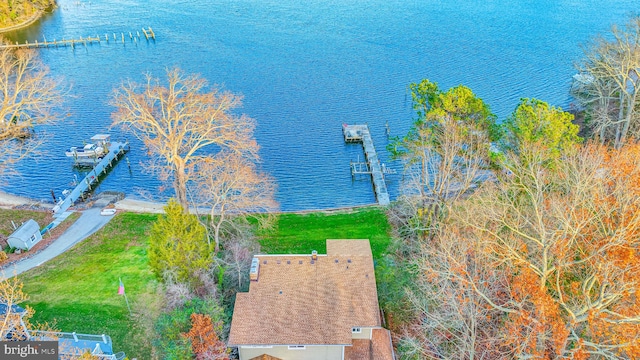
[1,0,637,210]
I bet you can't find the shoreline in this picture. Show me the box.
[0,190,381,214]
[0,191,52,209]
[0,10,44,34]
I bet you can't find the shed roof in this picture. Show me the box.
[9,219,40,239]
[228,239,381,346]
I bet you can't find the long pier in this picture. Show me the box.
[0,27,155,49]
[342,124,390,206]
[52,139,129,216]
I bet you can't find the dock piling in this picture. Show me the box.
[0,28,157,49]
[53,138,130,215]
[342,124,391,206]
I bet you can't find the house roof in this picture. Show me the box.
[228,239,381,346]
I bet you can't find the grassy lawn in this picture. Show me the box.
[0,208,52,237]
[18,212,161,360]
[258,207,391,259]
[14,206,392,359]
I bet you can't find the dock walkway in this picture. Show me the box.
[53,140,129,216]
[342,124,390,206]
[0,27,155,49]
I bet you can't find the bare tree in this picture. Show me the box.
[573,17,640,148]
[111,68,258,208]
[402,229,508,360]
[190,152,277,252]
[0,47,64,177]
[217,227,261,292]
[406,142,640,359]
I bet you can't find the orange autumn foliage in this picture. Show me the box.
[183,313,229,360]
[409,141,640,359]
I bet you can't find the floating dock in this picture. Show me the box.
[0,27,155,49]
[342,124,390,206]
[53,137,129,216]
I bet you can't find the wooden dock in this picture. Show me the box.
[342,124,390,206]
[53,139,129,216]
[0,27,155,49]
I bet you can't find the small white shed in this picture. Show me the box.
[7,219,42,250]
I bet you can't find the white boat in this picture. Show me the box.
[65,134,111,159]
[100,207,117,216]
[65,143,105,158]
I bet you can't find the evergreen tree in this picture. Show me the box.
[149,199,213,287]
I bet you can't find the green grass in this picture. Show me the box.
[0,208,52,237]
[15,206,393,359]
[19,212,161,360]
[258,207,392,259]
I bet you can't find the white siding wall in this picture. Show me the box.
[239,345,344,360]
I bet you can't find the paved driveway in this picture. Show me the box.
[5,208,114,277]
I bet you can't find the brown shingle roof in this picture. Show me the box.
[228,239,381,346]
[344,329,395,360]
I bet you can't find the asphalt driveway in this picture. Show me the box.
[6,208,114,277]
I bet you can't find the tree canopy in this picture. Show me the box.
[149,199,213,288]
[572,16,640,148]
[390,79,497,237]
[191,152,277,252]
[0,47,64,177]
[0,0,53,28]
[501,98,581,166]
[111,68,257,209]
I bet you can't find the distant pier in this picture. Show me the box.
[0,27,155,49]
[342,124,391,206]
[53,138,129,216]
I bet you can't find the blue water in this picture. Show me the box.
[1,0,637,211]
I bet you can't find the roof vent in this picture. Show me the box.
[249,257,260,281]
[311,250,318,261]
